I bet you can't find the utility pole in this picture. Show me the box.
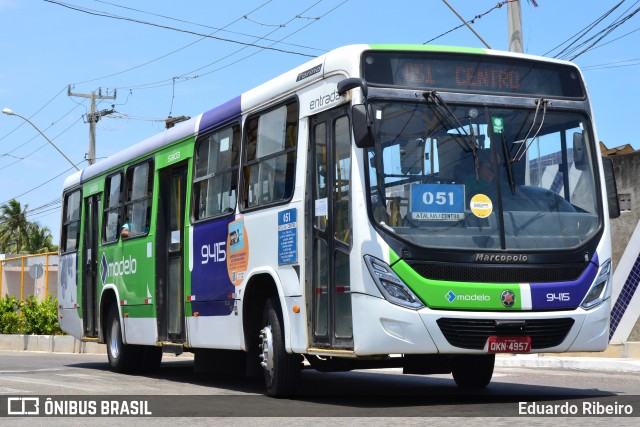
[508,0,524,53]
[68,86,117,165]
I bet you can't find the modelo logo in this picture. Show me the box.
[201,241,226,264]
[168,151,181,163]
[446,290,490,303]
[101,253,138,282]
[547,292,570,302]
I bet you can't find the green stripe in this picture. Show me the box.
[369,44,486,54]
[392,258,521,310]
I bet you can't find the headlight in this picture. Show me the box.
[364,255,425,310]
[580,259,611,310]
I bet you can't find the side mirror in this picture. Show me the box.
[602,156,620,219]
[352,104,375,148]
[337,77,368,98]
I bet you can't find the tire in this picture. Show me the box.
[105,305,142,373]
[451,354,495,389]
[259,297,301,396]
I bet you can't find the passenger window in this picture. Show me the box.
[243,101,298,209]
[193,124,240,220]
[103,173,123,243]
[61,190,81,253]
[124,162,153,237]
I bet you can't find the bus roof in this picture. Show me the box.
[67,43,579,190]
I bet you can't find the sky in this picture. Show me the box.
[1,0,639,244]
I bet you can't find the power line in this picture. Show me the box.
[44,0,317,58]
[565,5,640,61]
[0,165,80,206]
[0,115,85,171]
[424,1,515,45]
[0,86,67,144]
[581,57,640,70]
[115,0,345,92]
[1,99,88,159]
[543,1,627,57]
[89,0,325,52]
[70,1,322,86]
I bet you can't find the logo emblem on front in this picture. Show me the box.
[501,290,516,307]
[446,291,456,303]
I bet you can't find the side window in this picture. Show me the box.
[103,173,123,243]
[61,190,81,253]
[334,115,352,245]
[243,101,298,209]
[193,124,240,220]
[124,161,154,237]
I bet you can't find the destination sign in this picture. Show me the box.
[363,51,585,98]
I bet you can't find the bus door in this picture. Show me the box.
[156,162,188,342]
[309,107,354,349]
[82,194,100,338]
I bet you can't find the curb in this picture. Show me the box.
[0,334,106,354]
[496,354,640,372]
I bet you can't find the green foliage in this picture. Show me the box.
[0,295,63,335]
[0,295,25,334]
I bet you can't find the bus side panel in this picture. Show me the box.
[190,218,236,315]
[59,252,83,339]
[187,218,244,349]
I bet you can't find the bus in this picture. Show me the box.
[59,44,620,396]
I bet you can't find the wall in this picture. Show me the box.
[610,152,640,341]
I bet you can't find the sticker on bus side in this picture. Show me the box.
[278,208,297,265]
[410,183,465,221]
[227,218,249,286]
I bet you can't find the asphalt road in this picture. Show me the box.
[1,350,639,425]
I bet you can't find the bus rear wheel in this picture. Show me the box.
[451,354,495,389]
[259,297,301,396]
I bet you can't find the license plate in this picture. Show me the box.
[487,336,531,353]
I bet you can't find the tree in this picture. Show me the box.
[24,223,58,254]
[0,199,29,253]
[0,199,57,254]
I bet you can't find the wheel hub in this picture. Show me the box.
[109,320,121,359]
[259,325,274,373]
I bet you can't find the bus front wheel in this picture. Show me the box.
[106,305,140,373]
[259,297,301,396]
[451,354,495,389]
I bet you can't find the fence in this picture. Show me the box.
[0,252,58,301]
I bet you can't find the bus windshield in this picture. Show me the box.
[366,100,601,251]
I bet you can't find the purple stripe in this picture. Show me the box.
[610,252,640,339]
[198,96,241,135]
[530,253,599,310]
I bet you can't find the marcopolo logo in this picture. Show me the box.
[101,253,138,284]
[446,290,490,303]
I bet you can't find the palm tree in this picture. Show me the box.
[0,199,29,253]
[24,223,58,254]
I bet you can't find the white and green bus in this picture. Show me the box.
[59,44,620,396]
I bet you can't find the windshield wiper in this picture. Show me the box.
[422,90,479,155]
[510,98,548,163]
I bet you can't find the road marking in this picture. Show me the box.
[0,387,32,394]
[1,376,98,391]
[0,368,65,374]
[56,373,105,381]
